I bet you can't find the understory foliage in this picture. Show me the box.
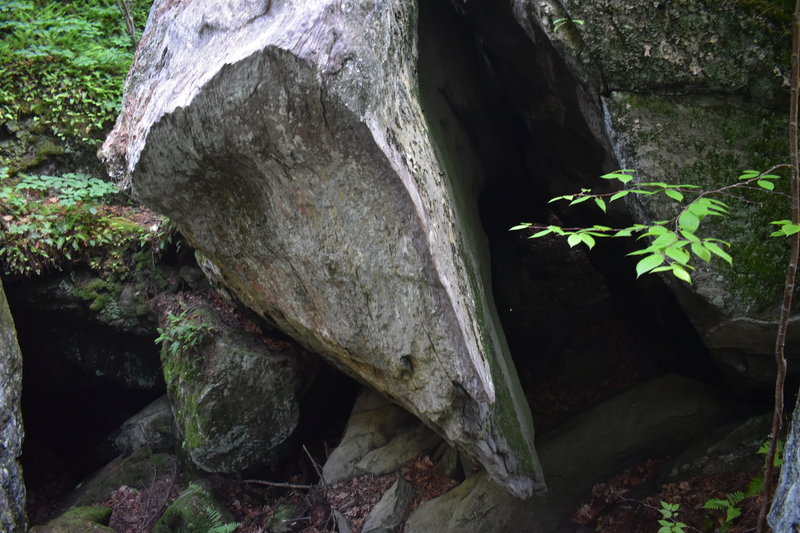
[156,304,215,359]
[0,0,151,143]
[0,167,171,276]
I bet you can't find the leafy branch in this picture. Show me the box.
[511,165,794,284]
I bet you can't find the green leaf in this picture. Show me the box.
[567,233,582,247]
[509,224,531,231]
[702,498,728,510]
[705,241,733,265]
[680,230,700,242]
[610,190,630,202]
[665,246,691,264]
[671,264,692,283]
[757,180,775,191]
[782,224,800,236]
[726,506,741,522]
[569,196,591,206]
[601,170,635,184]
[635,254,664,277]
[691,242,712,262]
[580,233,596,249]
[531,228,554,238]
[594,197,607,212]
[614,228,634,237]
[664,189,684,202]
[678,210,700,232]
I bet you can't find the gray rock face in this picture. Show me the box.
[769,396,800,532]
[509,0,795,384]
[0,280,26,533]
[405,374,733,532]
[157,296,308,474]
[103,0,542,497]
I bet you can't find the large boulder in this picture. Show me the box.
[102,0,542,496]
[0,280,26,533]
[507,0,796,384]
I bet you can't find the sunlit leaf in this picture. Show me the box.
[635,253,664,277]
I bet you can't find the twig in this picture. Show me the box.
[115,0,138,50]
[303,444,327,488]
[243,479,316,490]
[755,2,800,532]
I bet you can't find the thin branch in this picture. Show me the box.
[115,0,138,50]
[756,1,800,532]
[243,479,317,490]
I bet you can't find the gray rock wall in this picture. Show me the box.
[0,280,27,533]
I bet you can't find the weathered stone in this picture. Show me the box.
[29,506,114,533]
[0,280,26,533]
[769,396,800,532]
[356,423,442,478]
[158,295,309,474]
[322,389,420,485]
[112,395,177,455]
[152,481,235,533]
[103,0,542,497]
[405,374,733,532]
[361,477,416,533]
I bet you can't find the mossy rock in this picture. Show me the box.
[67,447,177,508]
[152,482,236,533]
[29,505,114,533]
[531,0,790,101]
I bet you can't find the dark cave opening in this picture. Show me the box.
[417,0,754,432]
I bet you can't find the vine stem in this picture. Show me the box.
[755,1,800,531]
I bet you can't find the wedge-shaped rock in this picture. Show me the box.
[102,0,542,497]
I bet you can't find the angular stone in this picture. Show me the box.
[362,477,416,533]
[0,280,26,533]
[103,0,542,497]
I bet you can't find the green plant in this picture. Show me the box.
[552,17,585,32]
[702,491,745,533]
[0,168,149,275]
[204,505,239,533]
[510,166,792,284]
[0,0,152,143]
[658,501,689,533]
[155,304,215,358]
